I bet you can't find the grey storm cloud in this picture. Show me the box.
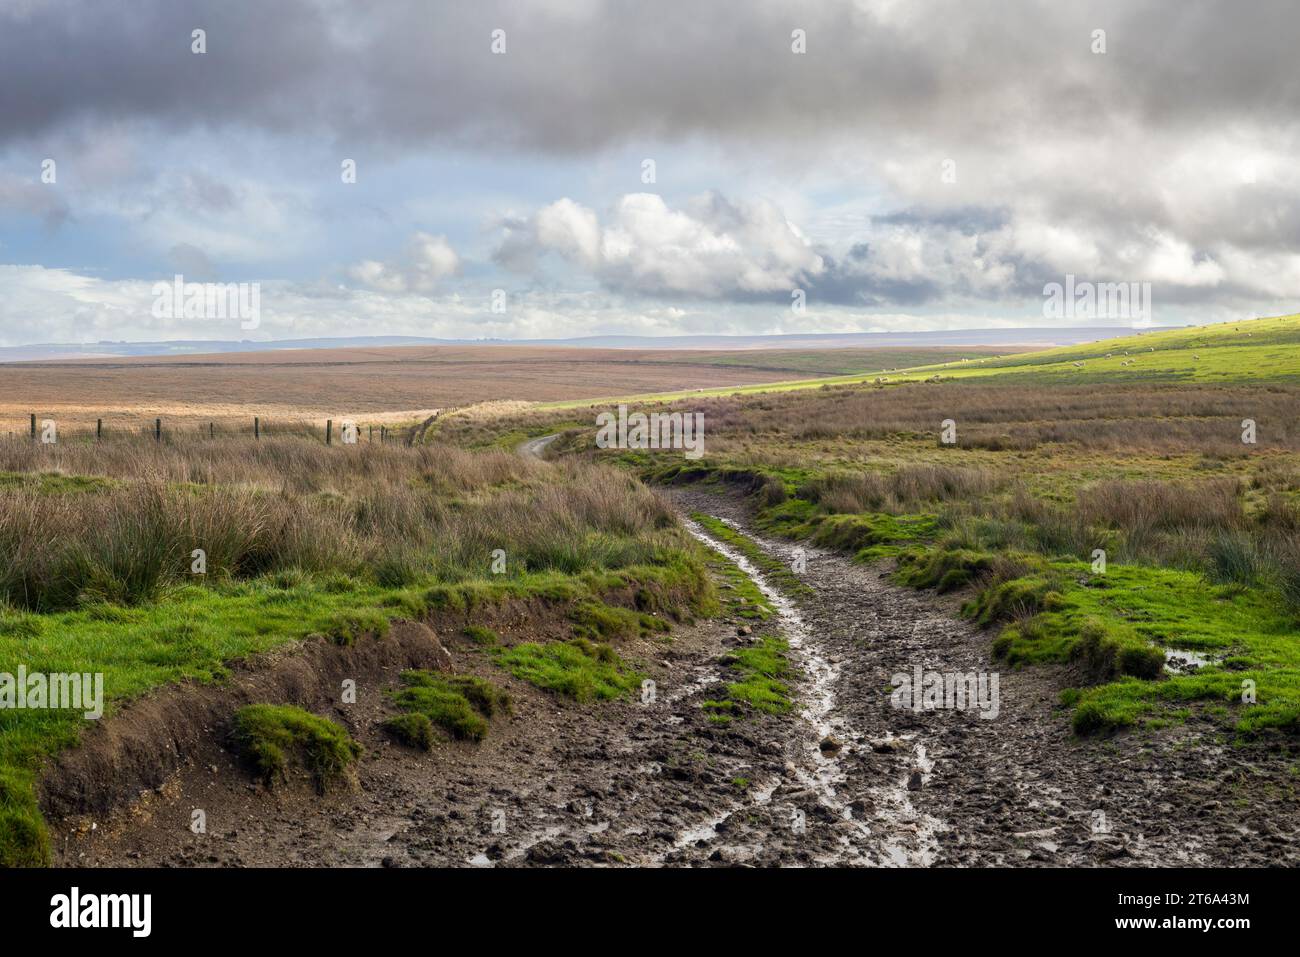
[0,173,68,228]
[4,0,1300,152]
[4,0,1300,321]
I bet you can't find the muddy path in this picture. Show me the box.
[52,488,1300,867]
[516,433,559,460]
[665,490,1300,867]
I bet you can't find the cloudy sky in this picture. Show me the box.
[1,0,1297,345]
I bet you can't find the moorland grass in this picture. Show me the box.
[0,435,716,867]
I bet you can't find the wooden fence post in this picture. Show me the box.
[154,418,161,442]
[30,413,36,441]
[96,418,102,441]
[209,422,214,439]
[325,419,333,445]
[254,416,260,440]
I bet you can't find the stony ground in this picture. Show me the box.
[54,487,1300,867]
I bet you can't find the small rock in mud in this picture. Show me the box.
[907,771,924,791]
[818,736,843,754]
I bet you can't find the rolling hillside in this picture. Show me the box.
[908,314,1300,384]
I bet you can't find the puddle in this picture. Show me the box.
[1164,648,1224,673]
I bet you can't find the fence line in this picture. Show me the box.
[8,414,404,445]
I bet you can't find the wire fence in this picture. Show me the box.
[5,414,406,445]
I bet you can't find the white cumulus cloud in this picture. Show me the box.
[349,232,460,293]
[496,192,825,300]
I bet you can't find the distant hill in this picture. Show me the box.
[0,326,1152,363]
[904,314,1300,384]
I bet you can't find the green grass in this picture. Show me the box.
[704,636,794,723]
[690,512,814,599]
[648,465,941,565]
[380,711,435,750]
[385,670,511,744]
[322,608,391,646]
[727,636,795,713]
[804,511,940,561]
[492,637,641,701]
[422,557,710,617]
[0,767,49,867]
[701,549,774,621]
[0,572,391,865]
[902,314,1300,385]
[685,512,799,723]
[451,420,588,451]
[535,371,890,410]
[661,347,1004,377]
[569,599,672,641]
[0,471,117,494]
[462,624,499,646]
[230,704,361,792]
[901,541,1300,735]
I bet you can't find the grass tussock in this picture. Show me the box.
[384,670,511,745]
[493,637,640,701]
[231,704,361,793]
[322,609,390,647]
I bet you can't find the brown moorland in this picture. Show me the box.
[0,344,1010,435]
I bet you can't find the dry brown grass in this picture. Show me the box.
[0,435,680,611]
[803,465,1003,513]
[675,381,1300,456]
[0,434,525,491]
[473,378,1300,466]
[1076,477,1246,535]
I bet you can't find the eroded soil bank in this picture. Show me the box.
[49,489,1300,866]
